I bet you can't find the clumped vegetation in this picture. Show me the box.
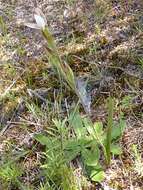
[0,0,143,189]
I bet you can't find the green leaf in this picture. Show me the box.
[90,170,105,182]
[69,111,86,138]
[82,146,100,167]
[34,133,60,151]
[64,137,91,149]
[93,122,103,136]
[64,138,93,162]
[83,118,94,137]
[64,139,82,162]
[111,144,122,155]
[64,139,80,150]
[111,119,126,140]
[64,148,80,162]
[34,133,50,146]
[63,63,76,90]
[79,138,93,148]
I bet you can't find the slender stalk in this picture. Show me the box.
[42,26,107,160]
[106,96,114,166]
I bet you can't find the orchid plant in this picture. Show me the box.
[22,8,125,184]
[24,8,91,115]
[24,8,76,90]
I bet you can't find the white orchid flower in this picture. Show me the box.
[34,14,45,29]
[23,8,47,30]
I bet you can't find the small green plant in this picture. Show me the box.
[34,100,125,184]
[67,104,125,182]
[0,161,23,189]
[0,144,30,190]
[23,8,125,186]
[34,118,79,190]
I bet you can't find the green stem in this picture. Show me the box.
[106,96,114,166]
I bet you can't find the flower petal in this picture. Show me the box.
[34,14,46,29]
[23,22,40,29]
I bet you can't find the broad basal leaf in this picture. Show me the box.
[69,110,86,138]
[90,170,105,182]
[111,119,126,140]
[64,148,81,162]
[64,139,82,161]
[93,122,103,136]
[82,146,100,167]
[111,144,122,155]
[64,139,81,150]
[83,118,94,137]
[34,133,60,151]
